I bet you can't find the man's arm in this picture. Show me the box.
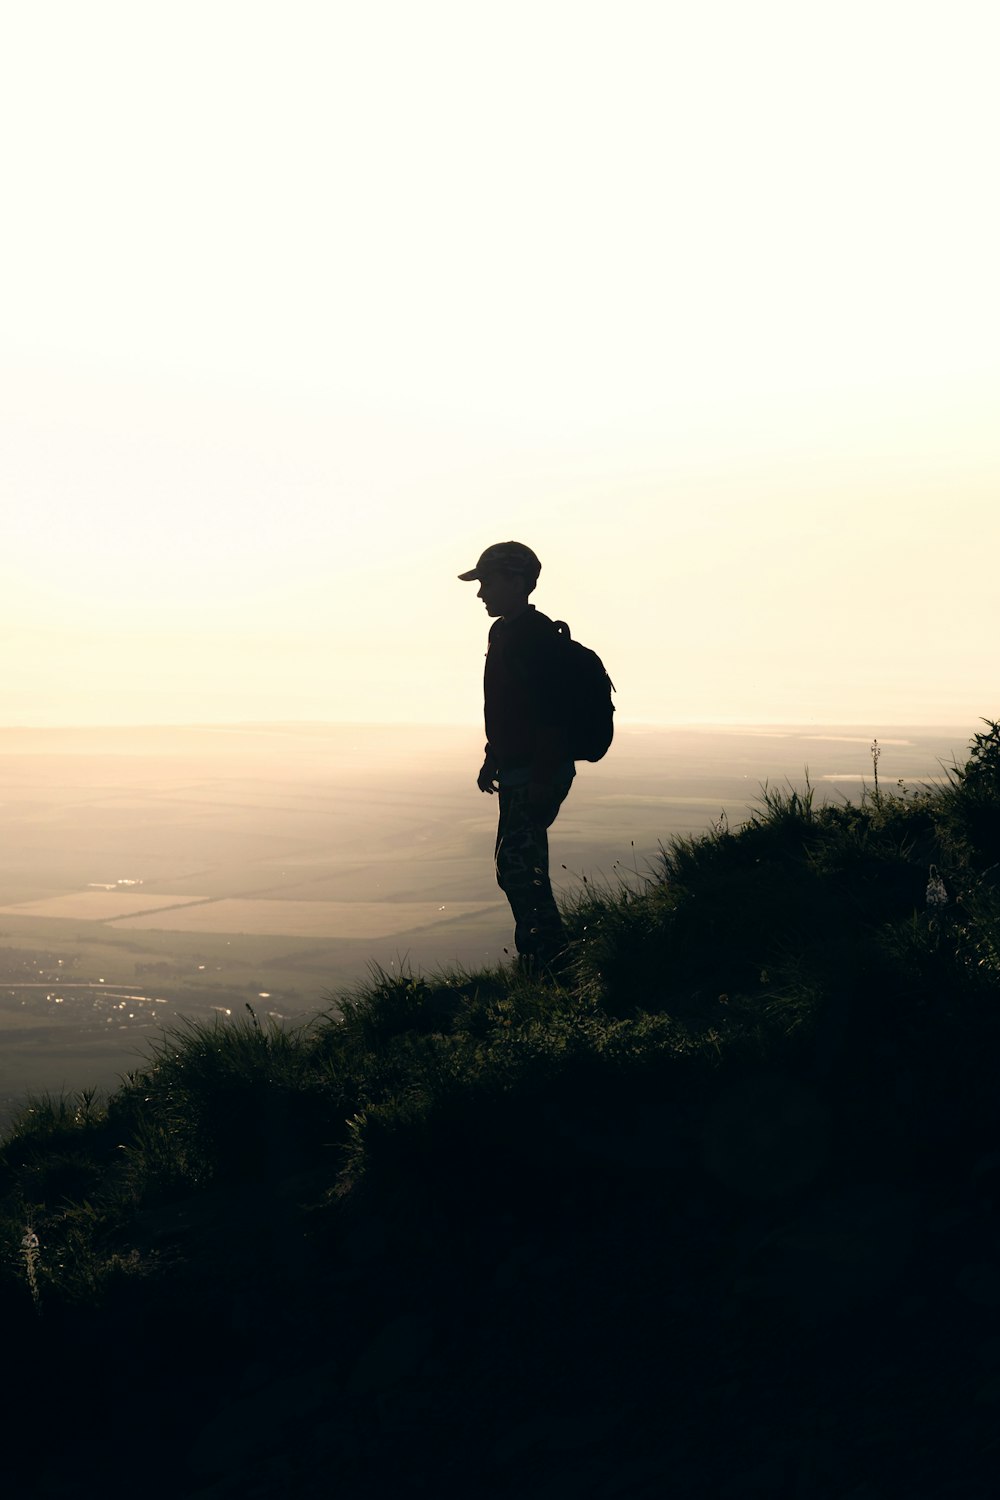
[478,745,500,795]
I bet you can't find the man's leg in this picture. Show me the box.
[494,774,573,964]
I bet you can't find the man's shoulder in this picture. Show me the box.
[515,607,557,637]
[525,607,555,629]
[506,610,563,675]
[491,607,557,642]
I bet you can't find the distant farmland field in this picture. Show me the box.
[0,892,203,921]
[107,897,503,939]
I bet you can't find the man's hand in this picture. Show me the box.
[477,760,499,794]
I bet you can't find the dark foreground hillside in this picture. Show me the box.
[3,725,1000,1498]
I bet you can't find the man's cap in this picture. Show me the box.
[458,541,541,582]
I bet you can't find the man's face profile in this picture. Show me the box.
[476,570,530,619]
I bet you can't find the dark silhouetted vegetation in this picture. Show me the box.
[3,724,999,1497]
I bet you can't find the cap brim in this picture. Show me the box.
[457,569,480,581]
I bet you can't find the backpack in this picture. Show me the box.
[551,620,616,762]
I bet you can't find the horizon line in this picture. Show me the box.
[0,717,984,733]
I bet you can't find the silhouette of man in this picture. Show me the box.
[459,542,574,969]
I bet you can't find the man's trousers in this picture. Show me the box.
[494,772,574,965]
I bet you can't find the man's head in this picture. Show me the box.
[458,541,541,619]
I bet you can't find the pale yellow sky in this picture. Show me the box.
[2,1,997,728]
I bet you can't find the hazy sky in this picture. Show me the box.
[3,1,997,728]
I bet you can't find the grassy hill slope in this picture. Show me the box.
[3,723,1000,1498]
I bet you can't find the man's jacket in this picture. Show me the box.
[483,606,571,784]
